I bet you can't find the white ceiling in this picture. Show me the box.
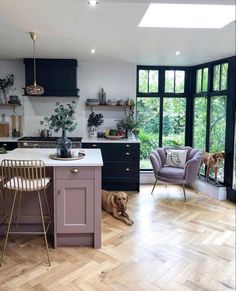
[0,0,235,66]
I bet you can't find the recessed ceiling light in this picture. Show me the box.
[88,0,98,6]
[139,4,235,28]
[176,51,180,56]
[91,49,96,54]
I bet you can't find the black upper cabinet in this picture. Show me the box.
[24,59,79,97]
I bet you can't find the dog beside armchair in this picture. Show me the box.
[150,147,202,201]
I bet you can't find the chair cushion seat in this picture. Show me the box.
[158,166,185,179]
[4,177,50,191]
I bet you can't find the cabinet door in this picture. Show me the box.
[56,180,94,233]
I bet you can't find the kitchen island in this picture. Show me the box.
[0,148,103,248]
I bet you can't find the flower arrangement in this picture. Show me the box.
[0,74,14,104]
[44,101,77,133]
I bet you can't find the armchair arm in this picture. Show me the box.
[150,150,162,176]
[184,152,202,184]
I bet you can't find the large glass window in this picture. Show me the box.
[196,67,208,93]
[137,97,160,169]
[193,97,207,150]
[162,98,186,147]
[138,69,159,93]
[213,63,228,91]
[165,70,185,93]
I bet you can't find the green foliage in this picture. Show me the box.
[117,114,139,131]
[87,112,104,127]
[44,101,77,133]
[138,129,158,159]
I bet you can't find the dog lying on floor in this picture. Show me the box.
[101,189,134,226]
[200,151,225,183]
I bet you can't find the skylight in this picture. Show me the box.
[139,4,236,29]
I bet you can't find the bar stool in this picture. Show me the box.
[0,177,7,229]
[0,159,53,267]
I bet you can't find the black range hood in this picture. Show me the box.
[24,58,79,97]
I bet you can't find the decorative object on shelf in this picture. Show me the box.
[0,74,14,104]
[117,99,125,106]
[107,99,118,106]
[44,101,77,158]
[87,111,104,138]
[9,95,20,104]
[104,129,125,139]
[86,98,100,106]
[98,88,106,105]
[25,32,44,96]
[117,100,139,140]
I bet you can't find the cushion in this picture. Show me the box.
[158,167,185,179]
[165,149,188,168]
[4,177,50,191]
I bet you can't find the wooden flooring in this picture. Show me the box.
[0,185,235,291]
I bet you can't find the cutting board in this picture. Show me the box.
[0,123,9,137]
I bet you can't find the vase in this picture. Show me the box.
[57,129,72,158]
[126,129,135,140]
[89,126,97,138]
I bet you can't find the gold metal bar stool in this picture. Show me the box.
[0,177,8,230]
[0,159,53,267]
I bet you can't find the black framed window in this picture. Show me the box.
[193,60,230,182]
[137,66,188,170]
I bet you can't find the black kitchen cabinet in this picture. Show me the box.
[24,59,79,97]
[0,141,17,151]
[82,142,140,191]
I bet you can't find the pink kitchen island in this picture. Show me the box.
[0,148,103,249]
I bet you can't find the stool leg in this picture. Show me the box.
[14,191,22,242]
[38,190,50,267]
[43,189,54,234]
[183,184,187,202]
[1,191,17,267]
[0,189,8,229]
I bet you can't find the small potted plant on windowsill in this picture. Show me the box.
[44,101,77,158]
[87,112,104,138]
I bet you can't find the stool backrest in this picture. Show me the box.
[1,159,46,191]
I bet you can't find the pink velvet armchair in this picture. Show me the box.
[150,147,202,201]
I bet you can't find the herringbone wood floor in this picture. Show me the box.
[0,185,235,291]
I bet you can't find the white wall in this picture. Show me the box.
[0,60,136,137]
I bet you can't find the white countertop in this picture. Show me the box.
[0,148,103,167]
[0,137,19,142]
[82,137,140,143]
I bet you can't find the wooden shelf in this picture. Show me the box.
[86,104,130,109]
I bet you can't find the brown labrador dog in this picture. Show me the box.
[102,189,134,226]
[200,151,225,182]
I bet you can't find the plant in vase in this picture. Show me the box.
[87,112,104,138]
[44,101,77,158]
[116,112,139,140]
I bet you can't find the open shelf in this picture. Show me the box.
[86,104,130,109]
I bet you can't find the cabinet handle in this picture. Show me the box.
[2,143,7,147]
[125,144,130,148]
[92,144,97,147]
[71,168,80,174]
[57,190,61,195]
[125,152,130,156]
[126,168,130,172]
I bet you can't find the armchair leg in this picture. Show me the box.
[151,179,157,195]
[182,184,186,202]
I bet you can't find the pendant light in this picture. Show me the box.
[26,32,44,95]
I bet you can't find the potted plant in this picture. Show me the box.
[87,112,104,138]
[116,113,139,140]
[44,101,77,158]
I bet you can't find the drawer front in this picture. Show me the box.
[0,142,17,151]
[55,167,94,180]
[102,164,138,179]
[82,143,139,162]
